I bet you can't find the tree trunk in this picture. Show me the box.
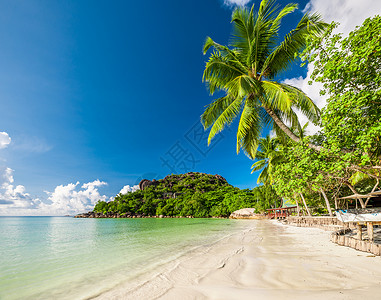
[365,178,379,207]
[299,193,311,216]
[320,188,333,217]
[345,182,366,208]
[262,105,322,152]
[294,196,300,216]
[334,197,338,210]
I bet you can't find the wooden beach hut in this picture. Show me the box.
[266,206,297,219]
[337,190,381,241]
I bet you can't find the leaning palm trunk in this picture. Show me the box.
[263,106,322,152]
[320,188,333,217]
[299,193,311,216]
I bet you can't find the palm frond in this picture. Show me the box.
[261,13,328,78]
[257,166,270,184]
[262,80,293,112]
[236,98,261,158]
[203,37,248,72]
[281,83,320,123]
[203,51,246,94]
[201,95,235,129]
[225,75,261,98]
[207,97,244,145]
[230,4,255,62]
[251,159,267,172]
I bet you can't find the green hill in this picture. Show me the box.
[81,172,279,218]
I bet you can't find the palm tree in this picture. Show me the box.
[201,0,326,157]
[251,135,281,184]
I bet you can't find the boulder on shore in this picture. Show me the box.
[230,208,264,219]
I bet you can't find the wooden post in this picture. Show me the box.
[357,223,362,240]
[367,222,374,241]
[295,197,300,217]
[300,193,311,217]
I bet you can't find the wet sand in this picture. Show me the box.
[95,220,381,300]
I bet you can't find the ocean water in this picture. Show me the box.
[0,217,241,299]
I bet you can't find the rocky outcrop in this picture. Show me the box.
[74,211,196,219]
[138,172,229,192]
[230,208,265,219]
[139,179,152,191]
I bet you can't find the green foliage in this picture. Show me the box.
[201,0,327,158]
[267,16,381,211]
[93,173,280,217]
[301,16,381,165]
[251,135,282,184]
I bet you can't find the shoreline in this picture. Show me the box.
[94,220,381,300]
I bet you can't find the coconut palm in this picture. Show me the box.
[201,0,326,157]
[251,135,281,184]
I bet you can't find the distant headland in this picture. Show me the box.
[75,172,278,219]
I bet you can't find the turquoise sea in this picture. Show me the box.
[0,217,241,299]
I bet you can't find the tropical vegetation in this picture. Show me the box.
[249,15,381,214]
[200,1,380,216]
[93,173,280,217]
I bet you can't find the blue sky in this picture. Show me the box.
[0,0,379,215]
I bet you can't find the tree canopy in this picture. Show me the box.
[269,15,381,212]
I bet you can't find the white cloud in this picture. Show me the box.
[38,180,108,215]
[0,132,111,216]
[0,132,11,149]
[0,168,109,216]
[282,64,327,135]
[119,184,140,194]
[304,0,381,35]
[283,0,381,135]
[223,0,251,7]
[0,167,40,209]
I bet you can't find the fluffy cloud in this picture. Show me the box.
[282,64,327,135]
[0,132,11,149]
[0,134,42,211]
[223,0,251,7]
[282,0,381,135]
[0,167,40,209]
[304,0,381,35]
[39,180,108,215]
[0,166,109,216]
[0,131,111,215]
[119,184,140,194]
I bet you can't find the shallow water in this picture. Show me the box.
[0,217,240,299]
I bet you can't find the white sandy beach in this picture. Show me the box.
[95,220,381,300]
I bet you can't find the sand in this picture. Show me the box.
[94,220,381,300]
